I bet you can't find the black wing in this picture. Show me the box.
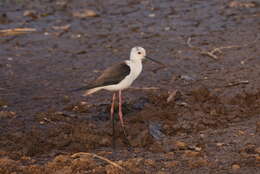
[91,62,131,88]
[71,62,130,92]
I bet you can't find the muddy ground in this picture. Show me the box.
[0,0,260,173]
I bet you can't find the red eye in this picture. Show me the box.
[138,52,141,54]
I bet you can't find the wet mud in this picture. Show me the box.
[0,0,260,173]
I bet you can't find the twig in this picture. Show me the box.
[71,152,125,171]
[187,37,197,50]
[200,51,218,59]
[0,28,36,36]
[167,89,177,103]
[187,35,259,60]
[225,80,249,87]
[43,117,56,124]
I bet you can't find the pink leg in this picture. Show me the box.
[111,93,116,149]
[110,93,116,120]
[118,90,124,127]
[118,90,127,137]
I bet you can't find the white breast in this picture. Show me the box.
[103,60,143,91]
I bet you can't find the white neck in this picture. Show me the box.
[126,59,143,80]
[130,58,142,63]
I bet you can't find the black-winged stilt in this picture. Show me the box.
[72,46,164,147]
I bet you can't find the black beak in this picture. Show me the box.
[145,56,166,66]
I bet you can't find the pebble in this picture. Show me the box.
[164,161,179,168]
[184,150,200,157]
[148,13,156,18]
[180,75,195,81]
[80,101,87,105]
[23,10,38,19]
[229,1,256,8]
[232,164,240,170]
[73,9,99,18]
[255,147,260,154]
[216,143,225,147]
[175,141,187,149]
[164,27,170,31]
[256,155,260,162]
[52,24,70,31]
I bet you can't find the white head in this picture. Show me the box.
[130,46,146,61]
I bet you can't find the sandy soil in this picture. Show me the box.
[0,0,260,173]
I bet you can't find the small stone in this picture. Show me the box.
[23,10,38,19]
[183,150,200,157]
[180,75,195,81]
[256,155,260,162]
[167,90,177,103]
[216,143,225,147]
[0,111,16,118]
[229,1,256,8]
[255,147,260,154]
[232,164,240,170]
[199,133,205,138]
[164,161,179,168]
[71,34,82,39]
[194,147,202,151]
[52,24,71,31]
[175,141,187,149]
[148,13,155,18]
[238,130,245,135]
[73,9,99,18]
[164,27,170,31]
[80,101,87,105]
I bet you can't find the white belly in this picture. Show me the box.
[103,76,133,91]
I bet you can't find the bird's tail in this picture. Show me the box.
[82,87,102,96]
